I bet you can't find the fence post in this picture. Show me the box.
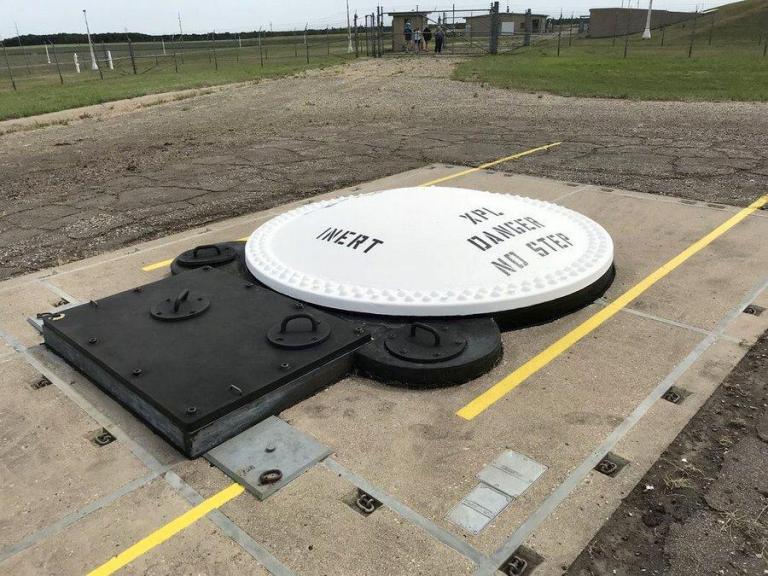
[489,1,500,54]
[688,10,698,58]
[557,14,562,56]
[623,8,630,58]
[2,41,17,91]
[569,11,574,46]
[612,10,619,46]
[660,24,665,46]
[50,42,63,84]
[212,31,218,70]
[128,38,137,74]
[259,31,264,67]
[524,9,532,46]
[74,53,81,73]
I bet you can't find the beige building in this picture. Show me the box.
[387,11,432,52]
[465,12,548,36]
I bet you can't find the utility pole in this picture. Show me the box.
[82,10,99,70]
[642,0,653,39]
[346,0,354,53]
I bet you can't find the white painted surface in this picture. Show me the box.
[245,187,614,316]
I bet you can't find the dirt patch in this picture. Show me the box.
[567,330,768,576]
[1,57,767,279]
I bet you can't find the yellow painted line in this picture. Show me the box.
[419,142,562,187]
[140,144,560,272]
[141,258,174,272]
[86,482,244,576]
[457,194,768,421]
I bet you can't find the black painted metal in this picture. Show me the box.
[171,241,257,282]
[42,267,370,457]
[384,322,467,363]
[267,313,332,350]
[354,317,502,388]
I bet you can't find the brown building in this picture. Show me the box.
[387,11,432,52]
[588,7,695,38]
[465,12,548,36]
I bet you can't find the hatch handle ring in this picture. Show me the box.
[409,322,441,346]
[280,313,320,333]
[173,289,190,312]
[192,244,222,257]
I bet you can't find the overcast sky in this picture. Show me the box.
[0,0,718,39]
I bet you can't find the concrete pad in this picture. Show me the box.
[0,281,62,347]
[558,188,753,308]
[0,477,269,576]
[0,356,148,548]
[524,338,748,575]
[28,345,185,468]
[175,460,476,575]
[0,165,764,575]
[216,465,474,576]
[284,311,701,554]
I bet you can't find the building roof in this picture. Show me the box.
[386,11,432,16]
[465,12,548,19]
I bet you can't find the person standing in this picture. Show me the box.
[422,25,432,52]
[404,20,413,52]
[434,26,445,54]
[413,26,422,52]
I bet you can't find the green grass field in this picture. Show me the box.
[454,0,768,101]
[0,35,356,121]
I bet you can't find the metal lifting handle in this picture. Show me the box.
[280,313,319,333]
[409,322,441,346]
[173,289,190,312]
[192,244,222,257]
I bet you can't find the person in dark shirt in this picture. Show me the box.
[422,26,432,51]
[435,26,445,53]
[404,21,413,52]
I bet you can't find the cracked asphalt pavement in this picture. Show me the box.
[1,57,767,279]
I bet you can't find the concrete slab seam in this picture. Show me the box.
[474,274,768,576]
[37,278,81,305]
[0,471,160,563]
[324,458,488,566]
[85,482,245,576]
[163,471,297,576]
[594,299,742,343]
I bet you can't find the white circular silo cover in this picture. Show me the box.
[245,187,613,316]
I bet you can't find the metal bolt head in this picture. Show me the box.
[279,362,290,370]
[265,445,276,453]
[294,302,304,309]
[132,368,142,376]
[186,406,198,415]
[88,337,98,344]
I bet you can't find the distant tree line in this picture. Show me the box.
[4,28,352,46]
